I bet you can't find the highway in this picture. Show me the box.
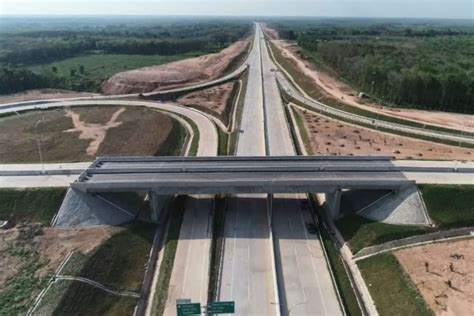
[236,24,266,156]
[218,23,278,315]
[259,23,344,316]
[0,21,472,316]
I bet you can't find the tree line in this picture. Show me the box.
[270,19,474,114]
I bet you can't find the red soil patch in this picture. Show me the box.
[297,108,472,161]
[395,239,474,316]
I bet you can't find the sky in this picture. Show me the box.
[0,0,473,19]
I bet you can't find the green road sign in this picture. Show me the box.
[176,302,201,316]
[208,301,235,314]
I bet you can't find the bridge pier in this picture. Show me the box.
[325,188,342,220]
[149,192,173,222]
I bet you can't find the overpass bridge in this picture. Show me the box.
[73,156,413,194]
[58,156,417,223]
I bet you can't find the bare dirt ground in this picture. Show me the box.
[102,40,249,95]
[395,239,474,316]
[268,33,474,133]
[261,23,278,40]
[0,106,176,163]
[296,107,472,160]
[177,81,236,125]
[64,107,125,155]
[0,89,95,105]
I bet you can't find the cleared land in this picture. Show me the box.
[0,106,185,163]
[336,185,474,253]
[295,107,472,160]
[395,239,474,316]
[267,32,474,133]
[177,81,238,126]
[102,40,249,94]
[0,188,119,315]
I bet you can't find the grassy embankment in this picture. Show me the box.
[336,185,474,254]
[228,71,249,155]
[357,253,433,315]
[151,196,187,316]
[207,196,227,302]
[267,41,474,146]
[0,188,66,224]
[51,222,156,315]
[0,188,66,315]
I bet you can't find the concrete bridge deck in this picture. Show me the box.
[72,156,413,194]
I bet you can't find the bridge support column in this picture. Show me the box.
[325,189,342,220]
[149,192,172,222]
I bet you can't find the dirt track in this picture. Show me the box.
[297,107,472,161]
[395,239,474,316]
[102,40,248,95]
[267,32,474,133]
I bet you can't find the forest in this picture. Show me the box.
[268,18,474,114]
[0,17,252,94]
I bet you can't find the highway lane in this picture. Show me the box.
[164,196,213,315]
[259,23,344,315]
[219,23,278,316]
[236,23,266,156]
[219,196,276,315]
[272,195,342,316]
[260,28,295,156]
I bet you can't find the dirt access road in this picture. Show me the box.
[395,239,474,316]
[262,25,474,133]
